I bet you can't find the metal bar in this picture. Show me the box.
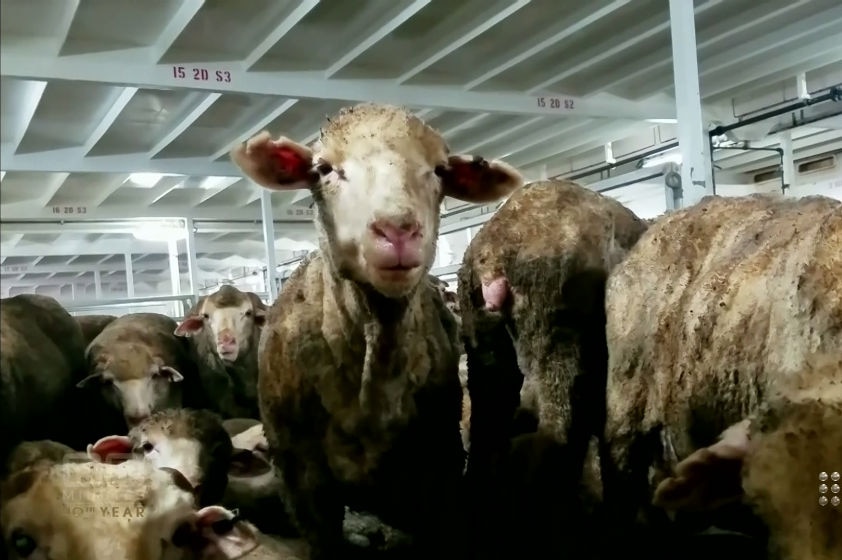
[260,190,279,300]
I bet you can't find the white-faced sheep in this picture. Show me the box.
[229,102,523,559]
[76,313,201,433]
[175,285,268,419]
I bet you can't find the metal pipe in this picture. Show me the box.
[560,141,679,182]
[709,86,842,137]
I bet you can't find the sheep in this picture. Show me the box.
[653,353,842,560]
[75,314,118,347]
[0,458,290,559]
[86,408,235,507]
[175,285,268,419]
[0,294,89,468]
[601,194,841,552]
[229,102,523,559]
[4,439,75,474]
[76,312,202,432]
[455,180,648,555]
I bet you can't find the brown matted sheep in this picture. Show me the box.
[602,194,841,555]
[230,102,523,559]
[654,353,842,560]
[75,314,118,347]
[77,312,201,434]
[175,285,268,419]
[456,179,648,557]
[0,294,88,468]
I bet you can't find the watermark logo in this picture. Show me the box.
[819,471,840,507]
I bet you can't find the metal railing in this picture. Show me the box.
[62,294,198,319]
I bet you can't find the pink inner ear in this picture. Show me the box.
[196,505,232,526]
[175,316,204,336]
[90,436,132,463]
[271,146,312,182]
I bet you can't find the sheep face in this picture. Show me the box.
[230,103,522,299]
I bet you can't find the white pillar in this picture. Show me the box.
[168,239,181,317]
[796,73,810,100]
[781,130,796,194]
[124,253,135,297]
[260,189,279,300]
[71,283,77,300]
[93,270,102,299]
[668,0,713,208]
[184,218,200,296]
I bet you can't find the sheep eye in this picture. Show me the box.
[10,529,37,557]
[141,442,154,453]
[244,310,252,317]
[202,313,209,320]
[434,164,448,177]
[315,162,332,175]
[211,518,235,535]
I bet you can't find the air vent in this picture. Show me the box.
[753,168,781,183]
[797,155,836,174]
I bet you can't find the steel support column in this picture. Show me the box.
[184,218,200,296]
[260,190,279,300]
[166,239,181,319]
[93,270,102,299]
[781,130,796,193]
[668,0,713,207]
[124,253,135,297]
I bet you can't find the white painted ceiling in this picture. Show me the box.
[1,0,841,297]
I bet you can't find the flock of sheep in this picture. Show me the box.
[0,102,840,560]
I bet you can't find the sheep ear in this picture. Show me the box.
[230,132,316,190]
[175,315,204,336]
[653,420,750,511]
[439,155,523,203]
[87,435,133,464]
[229,448,272,477]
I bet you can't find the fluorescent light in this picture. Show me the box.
[127,172,179,188]
[132,221,186,242]
[200,176,235,190]
[646,118,678,124]
[643,152,682,168]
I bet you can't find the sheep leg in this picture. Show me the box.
[277,453,347,560]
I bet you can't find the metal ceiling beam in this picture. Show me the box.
[150,0,205,62]
[530,123,662,178]
[0,240,266,259]
[491,119,596,160]
[149,93,221,157]
[702,37,842,100]
[632,7,842,99]
[2,273,168,289]
[83,87,139,156]
[54,0,80,54]
[0,44,677,119]
[397,0,531,84]
[0,202,315,221]
[593,0,812,95]
[325,0,430,78]
[38,173,71,207]
[0,220,316,236]
[242,0,320,70]
[464,0,630,90]
[209,98,299,160]
[0,147,239,176]
[526,0,721,94]
[511,121,643,169]
[8,80,47,155]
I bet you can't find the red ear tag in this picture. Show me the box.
[270,146,311,181]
